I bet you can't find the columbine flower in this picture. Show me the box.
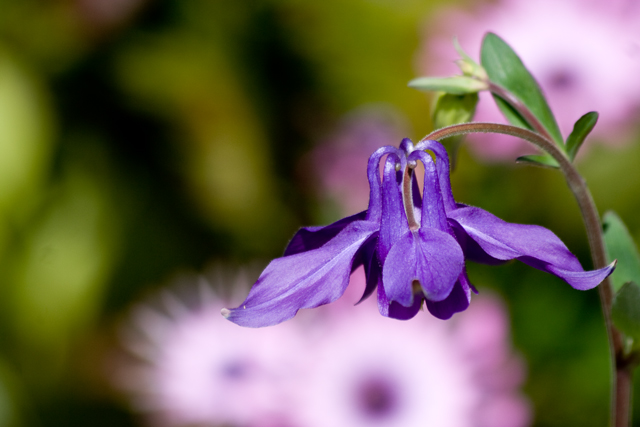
[419,0,640,159]
[222,139,615,327]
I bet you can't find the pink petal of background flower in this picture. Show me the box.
[417,0,640,161]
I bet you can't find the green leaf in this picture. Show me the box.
[515,154,559,169]
[408,76,487,95]
[612,282,640,341]
[432,92,479,168]
[480,33,563,145]
[566,111,598,161]
[603,211,640,293]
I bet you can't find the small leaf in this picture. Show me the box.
[432,92,479,168]
[515,154,559,168]
[480,33,563,145]
[612,282,640,341]
[566,112,599,161]
[408,76,487,95]
[603,211,640,293]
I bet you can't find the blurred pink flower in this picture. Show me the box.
[116,266,530,427]
[306,106,410,216]
[418,0,640,160]
[293,269,531,427]
[116,271,305,427]
[75,0,148,34]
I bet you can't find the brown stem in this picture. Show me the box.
[425,122,628,427]
[616,360,634,427]
[487,82,557,143]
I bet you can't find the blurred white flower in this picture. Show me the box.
[418,0,640,160]
[115,265,530,427]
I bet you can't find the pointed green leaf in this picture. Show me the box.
[612,282,640,341]
[408,76,487,95]
[603,211,640,293]
[515,154,559,169]
[480,33,563,145]
[432,92,479,168]
[566,111,598,161]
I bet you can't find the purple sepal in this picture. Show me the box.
[224,221,378,327]
[520,256,616,291]
[284,211,367,256]
[448,205,615,290]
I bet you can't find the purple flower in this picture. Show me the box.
[222,139,615,327]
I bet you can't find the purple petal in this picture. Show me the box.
[414,139,456,212]
[425,270,474,320]
[377,281,424,320]
[408,150,447,231]
[377,153,409,263]
[449,206,614,290]
[223,221,378,327]
[366,146,403,223]
[284,211,367,256]
[399,137,414,153]
[382,228,464,306]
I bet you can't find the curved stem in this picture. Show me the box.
[487,82,557,143]
[424,122,627,427]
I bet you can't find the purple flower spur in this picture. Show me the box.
[222,139,615,327]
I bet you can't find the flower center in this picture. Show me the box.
[354,375,400,420]
[220,359,250,381]
[545,67,578,92]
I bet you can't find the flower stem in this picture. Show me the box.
[424,122,629,427]
[487,82,556,143]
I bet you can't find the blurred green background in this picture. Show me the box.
[0,0,639,426]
